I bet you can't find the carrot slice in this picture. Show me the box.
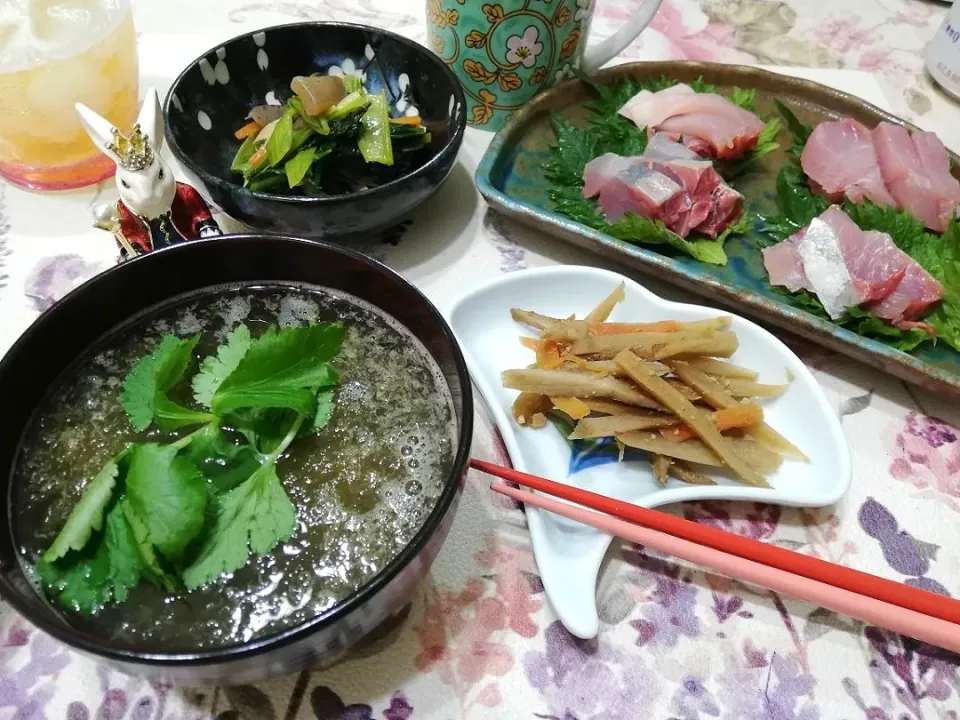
[550,396,591,420]
[234,120,261,140]
[247,146,268,168]
[536,339,563,369]
[660,403,764,443]
[519,336,539,350]
[390,116,422,126]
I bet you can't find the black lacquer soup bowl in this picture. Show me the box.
[0,236,473,684]
[164,22,467,239]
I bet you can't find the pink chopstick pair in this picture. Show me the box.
[472,459,960,654]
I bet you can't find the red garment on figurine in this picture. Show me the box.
[117,182,220,254]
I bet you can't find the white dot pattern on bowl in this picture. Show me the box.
[197,110,212,130]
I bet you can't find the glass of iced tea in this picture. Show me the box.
[0,0,140,191]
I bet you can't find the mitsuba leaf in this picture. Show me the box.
[125,443,207,562]
[211,324,345,416]
[42,450,127,563]
[182,463,296,589]
[121,499,177,592]
[121,334,212,431]
[184,424,263,493]
[38,502,143,614]
[193,324,252,407]
[312,388,336,432]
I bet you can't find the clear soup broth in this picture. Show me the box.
[13,284,456,651]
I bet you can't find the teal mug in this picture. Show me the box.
[426,0,662,129]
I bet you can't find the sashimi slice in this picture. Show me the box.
[800,118,896,207]
[644,132,703,162]
[617,84,694,128]
[873,122,948,232]
[762,232,810,293]
[912,130,960,229]
[657,112,762,160]
[619,87,763,136]
[638,158,717,235]
[820,206,908,302]
[695,183,743,238]
[583,153,633,198]
[595,164,686,224]
[869,263,943,329]
[795,217,863,319]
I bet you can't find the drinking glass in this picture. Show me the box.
[0,0,140,190]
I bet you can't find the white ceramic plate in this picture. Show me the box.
[445,266,851,639]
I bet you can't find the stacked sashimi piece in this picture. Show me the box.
[802,119,960,232]
[763,206,943,332]
[582,134,744,238]
[618,84,767,160]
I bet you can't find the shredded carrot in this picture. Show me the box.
[536,339,563,369]
[390,115,422,127]
[520,336,539,350]
[588,321,684,336]
[234,120,262,140]
[550,397,591,420]
[248,146,268,168]
[659,403,764,442]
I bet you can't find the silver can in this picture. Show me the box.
[927,3,960,101]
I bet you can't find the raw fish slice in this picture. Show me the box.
[637,157,721,235]
[847,230,908,301]
[762,232,810,292]
[912,130,960,228]
[820,206,908,302]
[617,84,694,127]
[583,153,634,198]
[869,263,943,329]
[695,183,744,238]
[873,122,947,232]
[795,217,863,319]
[800,119,896,207]
[657,112,761,160]
[644,132,703,161]
[619,87,763,136]
[596,164,686,224]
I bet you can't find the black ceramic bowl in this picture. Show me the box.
[0,236,473,684]
[163,23,467,239]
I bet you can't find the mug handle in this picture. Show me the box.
[581,0,663,73]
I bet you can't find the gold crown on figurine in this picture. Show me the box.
[108,124,154,171]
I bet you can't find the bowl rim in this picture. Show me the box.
[0,234,474,667]
[162,21,468,206]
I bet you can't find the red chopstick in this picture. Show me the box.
[470,459,960,625]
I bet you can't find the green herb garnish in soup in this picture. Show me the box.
[15,287,455,651]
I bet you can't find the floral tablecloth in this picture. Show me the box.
[5,0,960,718]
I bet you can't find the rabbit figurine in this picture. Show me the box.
[77,87,221,259]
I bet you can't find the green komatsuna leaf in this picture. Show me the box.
[285,146,318,188]
[124,443,207,562]
[193,324,253,408]
[266,108,295,167]
[120,334,212,431]
[182,462,296,589]
[211,323,346,416]
[231,133,260,173]
[42,450,127,563]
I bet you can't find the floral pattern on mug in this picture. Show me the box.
[506,27,543,68]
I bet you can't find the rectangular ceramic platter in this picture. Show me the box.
[475,60,960,397]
